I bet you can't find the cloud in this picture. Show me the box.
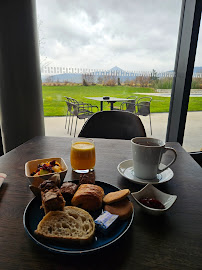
[36,0,197,72]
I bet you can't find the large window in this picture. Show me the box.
[166,0,202,152]
[36,0,182,140]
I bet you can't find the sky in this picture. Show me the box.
[36,0,202,72]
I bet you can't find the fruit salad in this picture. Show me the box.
[31,160,63,176]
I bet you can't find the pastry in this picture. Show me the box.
[60,182,78,203]
[41,187,66,214]
[71,184,104,211]
[39,180,57,191]
[79,172,95,185]
[104,198,133,220]
[103,189,130,204]
[35,206,95,244]
[29,174,61,197]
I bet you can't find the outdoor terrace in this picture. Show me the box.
[44,111,202,153]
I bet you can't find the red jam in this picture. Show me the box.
[139,198,165,209]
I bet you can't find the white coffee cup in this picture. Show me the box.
[131,137,177,180]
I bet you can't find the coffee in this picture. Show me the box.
[135,141,160,147]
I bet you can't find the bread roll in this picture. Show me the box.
[35,206,95,244]
[71,184,104,211]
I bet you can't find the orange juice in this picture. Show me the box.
[70,141,95,170]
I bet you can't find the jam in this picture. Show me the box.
[139,197,165,209]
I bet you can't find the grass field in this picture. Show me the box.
[42,85,202,116]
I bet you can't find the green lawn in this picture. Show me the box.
[42,85,202,116]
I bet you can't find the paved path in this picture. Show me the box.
[44,111,202,152]
[135,92,202,97]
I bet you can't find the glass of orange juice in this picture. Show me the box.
[70,138,96,173]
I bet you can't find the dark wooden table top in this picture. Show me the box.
[0,136,201,270]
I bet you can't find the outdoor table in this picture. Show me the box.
[0,136,202,270]
[86,97,133,111]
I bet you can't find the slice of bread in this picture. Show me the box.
[35,206,95,244]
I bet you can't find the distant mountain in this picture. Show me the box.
[109,66,125,72]
[42,73,83,83]
[41,66,202,83]
[167,66,202,73]
[109,66,202,74]
[194,66,202,73]
[41,66,128,83]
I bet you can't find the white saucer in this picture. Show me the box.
[117,160,174,185]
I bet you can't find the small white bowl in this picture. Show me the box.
[131,184,177,215]
[25,157,68,188]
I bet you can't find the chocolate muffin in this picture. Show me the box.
[41,187,66,214]
[39,180,57,192]
[79,172,95,185]
[60,182,78,203]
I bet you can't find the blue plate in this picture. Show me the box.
[23,181,134,254]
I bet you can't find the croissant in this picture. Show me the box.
[71,184,104,211]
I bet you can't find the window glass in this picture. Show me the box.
[183,18,202,152]
[36,0,182,139]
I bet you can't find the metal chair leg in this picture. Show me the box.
[149,114,152,135]
[74,118,78,137]
[70,116,74,135]
[67,115,72,134]
[65,111,68,129]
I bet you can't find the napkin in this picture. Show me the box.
[0,173,7,188]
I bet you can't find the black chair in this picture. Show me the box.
[189,151,202,167]
[135,97,152,135]
[78,110,146,139]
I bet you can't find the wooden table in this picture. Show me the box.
[86,97,133,111]
[0,136,202,270]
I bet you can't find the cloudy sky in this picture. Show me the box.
[36,0,202,72]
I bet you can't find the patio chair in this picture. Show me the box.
[67,97,90,106]
[64,97,79,132]
[135,97,152,135]
[78,110,146,140]
[119,96,138,113]
[66,101,99,137]
[65,97,97,131]
[64,96,91,107]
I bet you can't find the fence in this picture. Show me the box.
[41,66,177,77]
